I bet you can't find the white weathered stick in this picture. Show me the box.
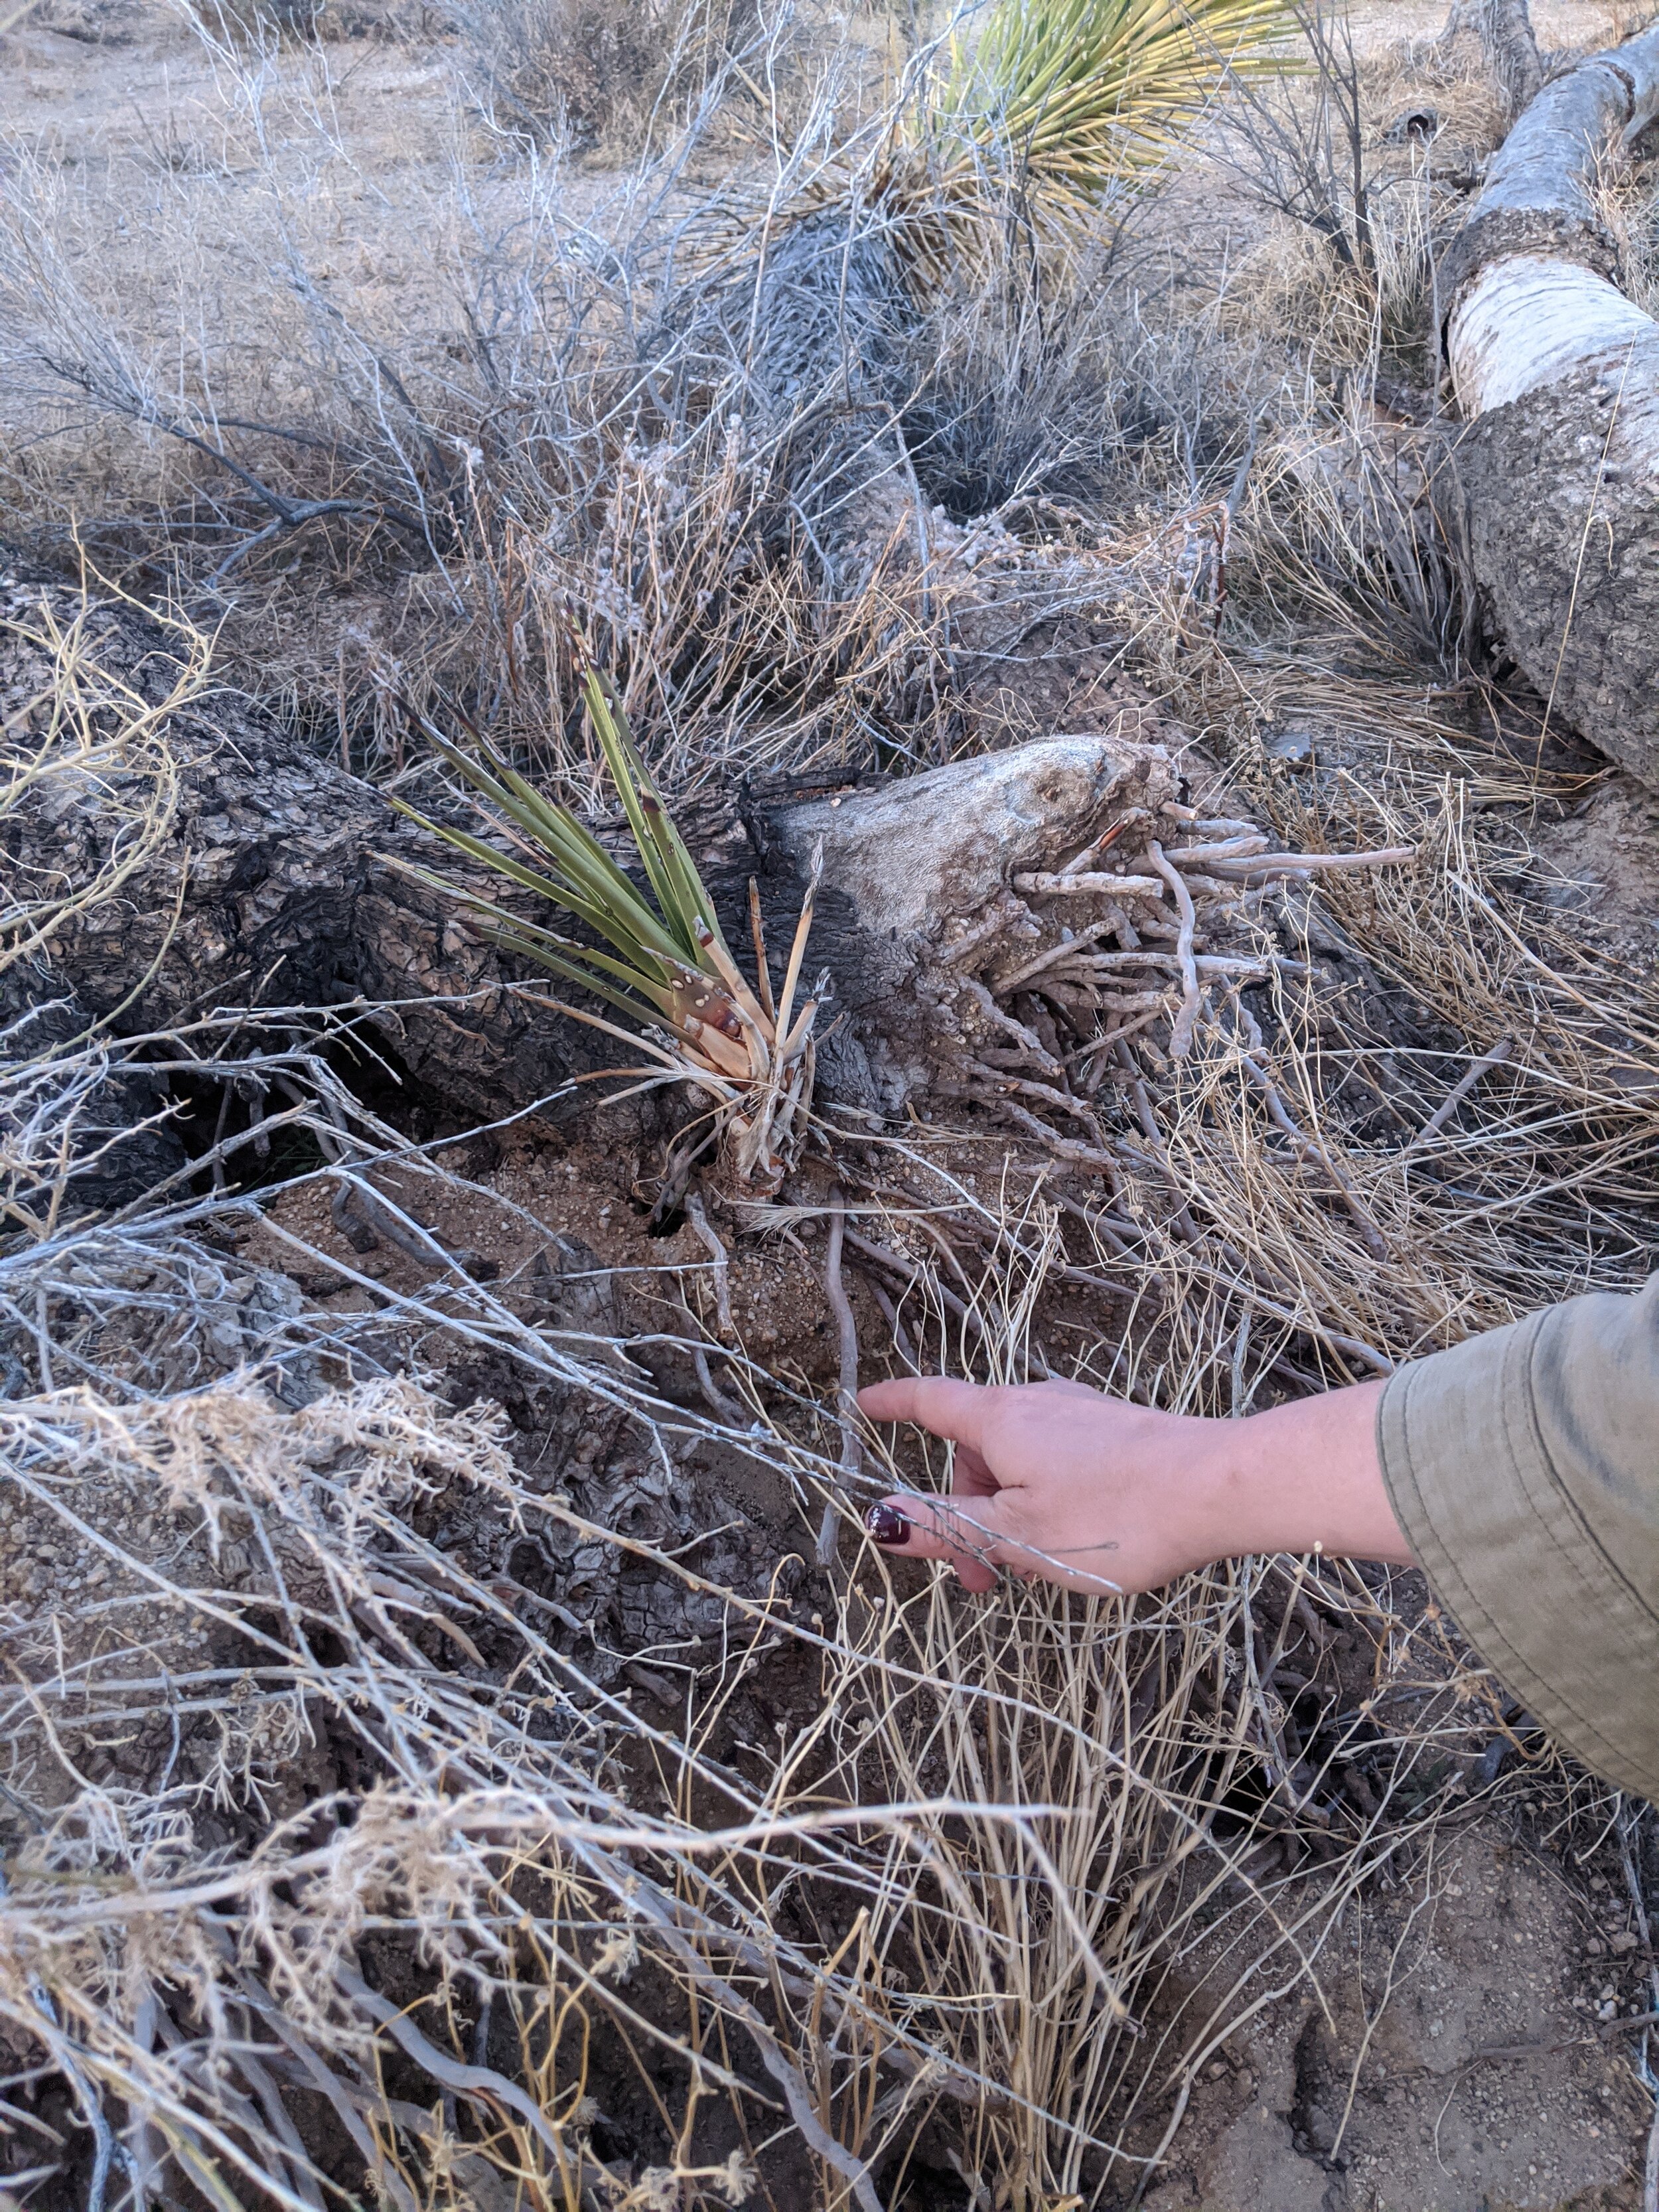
[1013,869,1169,899]
[817,1193,861,1568]
[1190,846,1417,878]
[1146,842,1200,1060]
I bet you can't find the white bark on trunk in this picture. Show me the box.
[1449,256,1658,414]
[1445,25,1659,783]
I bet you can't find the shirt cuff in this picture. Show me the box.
[1377,1313,1659,1803]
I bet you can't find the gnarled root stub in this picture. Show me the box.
[765,735,1414,1160]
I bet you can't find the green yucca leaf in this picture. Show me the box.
[409,719,685,967]
[387,670,755,1071]
[388,806,628,944]
[578,664,693,951]
[575,662,736,969]
[922,0,1298,204]
[384,852,689,1026]
[481,928,674,1027]
[389,793,693,984]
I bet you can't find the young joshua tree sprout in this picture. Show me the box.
[385,632,822,1195]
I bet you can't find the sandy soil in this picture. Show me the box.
[1149,1820,1655,2211]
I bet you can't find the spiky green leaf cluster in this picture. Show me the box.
[780,0,1298,291]
[391,668,736,1036]
[921,0,1299,206]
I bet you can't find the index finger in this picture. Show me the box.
[856,1376,991,1448]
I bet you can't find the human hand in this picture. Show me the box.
[855,1373,1410,1597]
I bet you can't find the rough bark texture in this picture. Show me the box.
[758,735,1177,1112]
[1479,0,1544,121]
[2,580,1171,1145]
[0,577,579,1130]
[1458,344,1659,784]
[1445,25,1659,784]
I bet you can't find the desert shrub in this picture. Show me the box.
[186,0,326,45]
[897,262,1276,526]
[451,0,755,151]
[0,31,1166,784]
[899,272,1135,520]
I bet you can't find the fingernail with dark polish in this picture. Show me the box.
[865,1503,910,1546]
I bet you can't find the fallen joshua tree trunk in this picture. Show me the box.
[1435,0,1544,119]
[2,579,1414,1208]
[1445,23,1659,784]
[0,577,576,1135]
[0,581,1177,1148]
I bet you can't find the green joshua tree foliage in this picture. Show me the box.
[388,640,822,1193]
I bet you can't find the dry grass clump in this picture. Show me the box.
[450,0,750,155]
[0,1365,810,2208]
[1589,129,1659,321]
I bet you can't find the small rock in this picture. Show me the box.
[1265,727,1316,765]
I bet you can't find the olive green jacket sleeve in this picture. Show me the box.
[1376,1273,1659,1803]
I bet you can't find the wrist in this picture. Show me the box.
[1182,1382,1412,1569]
[1151,1407,1282,1574]
[1182,1411,1283,1564]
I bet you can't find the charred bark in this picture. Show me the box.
[0,578,580,1130]
[1443,25,1659,785]
[2,581,1171,1157]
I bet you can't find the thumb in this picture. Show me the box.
[863,1487,1016,1595]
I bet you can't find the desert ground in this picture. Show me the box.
[3,1,1659,2207]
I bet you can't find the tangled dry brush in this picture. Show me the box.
[3,2,1659,2207]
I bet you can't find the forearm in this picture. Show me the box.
[1189,1379,1413,1569]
